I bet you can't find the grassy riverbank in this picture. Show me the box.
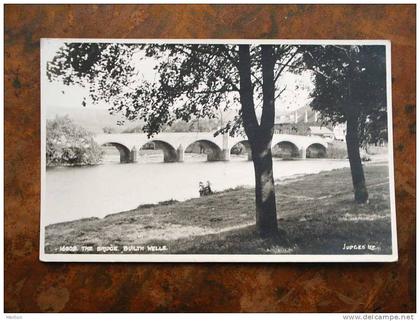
[45,163,393,255]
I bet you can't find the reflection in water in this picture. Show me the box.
[44,153,350,226]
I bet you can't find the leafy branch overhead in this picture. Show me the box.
[301,45,387,147]
[47,43,302,137]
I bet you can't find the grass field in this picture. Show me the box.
[44,164,393,255]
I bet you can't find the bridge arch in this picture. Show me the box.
[230,140,252,161]
[141,140,179,163]
[101,142,131,163]
[306,143,327,158]
[272,141,300,159]
[185,139,224,161]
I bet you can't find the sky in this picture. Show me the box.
[42,39,314,132]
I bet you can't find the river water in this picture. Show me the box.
[44,153,350,226]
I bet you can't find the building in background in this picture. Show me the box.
[274,105,346,141]
[308,126,335,141]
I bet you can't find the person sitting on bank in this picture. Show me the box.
[199,181,213,196]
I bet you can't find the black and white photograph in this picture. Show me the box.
[40,39,397,262]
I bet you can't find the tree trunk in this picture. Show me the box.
[251,141,278,236]
[238,44,278,237]
[346,116,369,203]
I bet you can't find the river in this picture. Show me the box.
[44,153,350,226]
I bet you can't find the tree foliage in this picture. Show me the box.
[46,115,104,167]
[47,43,302,137]
[302,45,387,147]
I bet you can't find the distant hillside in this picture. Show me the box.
[46,106,236,134]
[46,106,144,134]
[48,104,323,135]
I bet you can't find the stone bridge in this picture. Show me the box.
[94,132,329,163]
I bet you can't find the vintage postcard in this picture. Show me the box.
[40,39,397,262]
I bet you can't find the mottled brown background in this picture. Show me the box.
[4,4,416,313]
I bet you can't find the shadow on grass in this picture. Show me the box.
[143,212,392,255]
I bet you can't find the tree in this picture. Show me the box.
[47,42,302,236]
[301,45,387,203]
[46,115,104,167]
